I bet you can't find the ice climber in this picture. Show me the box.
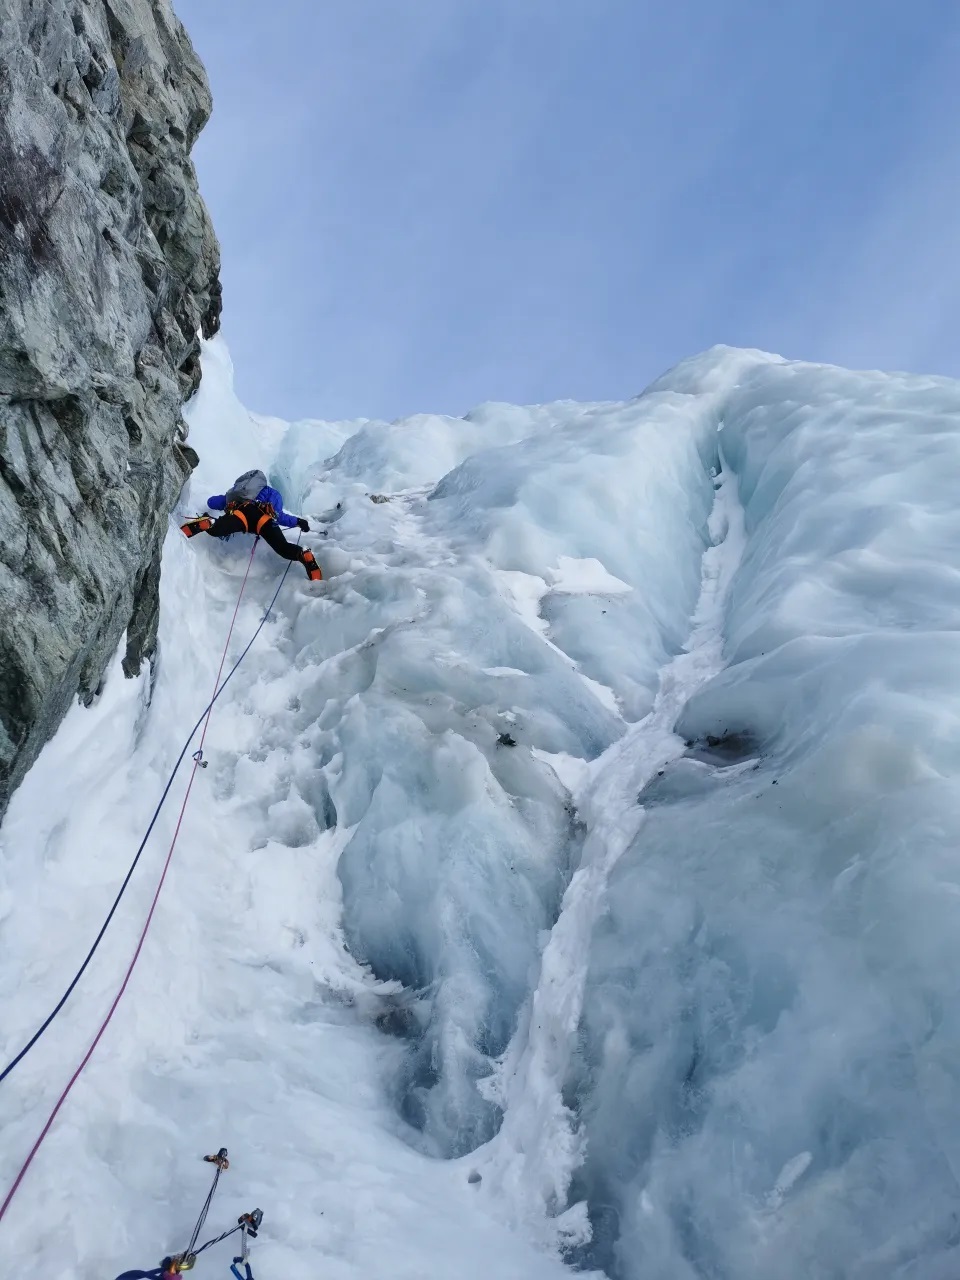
[181,469,322,581]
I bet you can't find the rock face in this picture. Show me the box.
[0,0,220,813]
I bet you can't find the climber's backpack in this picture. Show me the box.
[224,469,269,510]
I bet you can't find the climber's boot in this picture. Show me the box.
[181,516,213,538]
[301,548,322,581]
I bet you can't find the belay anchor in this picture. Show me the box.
[115,1149,264,1280]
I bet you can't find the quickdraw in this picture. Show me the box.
[230,1209,264,1280]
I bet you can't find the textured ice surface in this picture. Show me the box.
[526,358,960,1279]
[3,341,960,1280]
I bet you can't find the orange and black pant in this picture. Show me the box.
[207,501,303,563]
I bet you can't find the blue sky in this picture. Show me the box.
[175,0,960,423]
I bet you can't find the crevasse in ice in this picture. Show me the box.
[2,340,960,1279]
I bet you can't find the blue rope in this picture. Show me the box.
[0,537,301,1087]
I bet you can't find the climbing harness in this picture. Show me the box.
[0,534,301,1224]
[113,1150,263,1280]
[227,501,277,535]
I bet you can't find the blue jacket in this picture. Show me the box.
[208,485,300,529]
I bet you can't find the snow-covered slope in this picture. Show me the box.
[3,341,960,1279]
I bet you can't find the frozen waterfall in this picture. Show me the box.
[3,341,960,1279]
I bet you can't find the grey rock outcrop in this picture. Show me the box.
[0,0,220,813]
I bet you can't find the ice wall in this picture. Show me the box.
[275,355,750,1156]
[531,359,960,1278]
[5,340,960,1280]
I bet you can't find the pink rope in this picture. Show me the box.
[0,540,259,1225]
